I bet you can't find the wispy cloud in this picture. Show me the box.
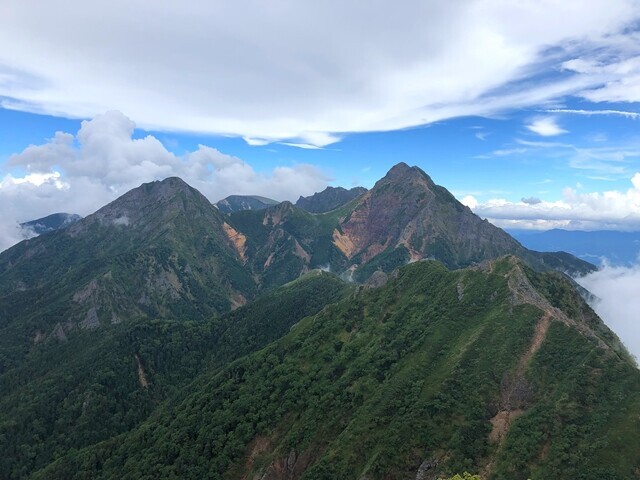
[545,108,640,119]
[514,139,640,176]
[0,1,638,146]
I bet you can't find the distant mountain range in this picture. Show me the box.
[215,195,279,214]
[510,229,640,266]
[0,163,637,479]
[20,212,82,236]
[295,185,368,213]
[215,185,369,215]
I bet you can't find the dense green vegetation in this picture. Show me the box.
[0,271,349,479]
[0,168,628,480]
[29,259,639,480]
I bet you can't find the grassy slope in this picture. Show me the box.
[0,272,350,480]
[33,259,639,480]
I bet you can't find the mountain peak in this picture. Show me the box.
[216,194,279,214]
[70,177,215,234]
[295,185,367,213]
[381,162,430,184]
[139,176,194,198]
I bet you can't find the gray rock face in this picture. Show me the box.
[415,458,438,480]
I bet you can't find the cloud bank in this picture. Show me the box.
[463,173,640,230]
[576,264,640,362]
[0,1,639,146]
[0,111,328,252]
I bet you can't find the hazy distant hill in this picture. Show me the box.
[20,212,81,236]
[216,194,279,213]
[510,229,640,266]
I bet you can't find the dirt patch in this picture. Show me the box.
[517,311,551,374]
[230,292,248,310]
[244,435,272,473]
[223,222,248,261]
[293,239,311,263]
[333,228,357,258]
[489,409,524,444]
[485,309,552,475]
[134,354,149,388]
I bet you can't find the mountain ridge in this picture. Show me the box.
[20,213,82,236]
[0,164,636,480]
[216,194,280,214]
[295,185,367,213]
[31,257,639,480]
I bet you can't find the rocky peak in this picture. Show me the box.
[262,201,296,226]
[379,162,430,184]
[295,186,368,213]
[68,177,217,234]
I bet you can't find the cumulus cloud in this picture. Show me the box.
[0,111,329,252]
[576,264,640,362]
[467,172,640,230]
[526,117,568,136]
[0,1,638,146]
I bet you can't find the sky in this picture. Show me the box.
[2,0,640,252]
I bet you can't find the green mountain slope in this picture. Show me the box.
[0,271,350,479]
[295,186,368,213]
[0,177,255,369]
[35,258,638,480]
[216,195,280,214]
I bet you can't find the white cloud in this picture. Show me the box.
[469,172,640,230]
[514,138,640,177]
[526,117,568,136]
[0,1,638,146]
[545,108,640,119]
[0,111,329,252]
[461,195,479,209]
[576,263,640,362]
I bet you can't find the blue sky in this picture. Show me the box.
[2,1,640,250]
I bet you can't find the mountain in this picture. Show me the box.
[227,163,593,290]
[295,186,367,213]
[33,258,640,480]
[20,212,82,236]
[509,229,640,266]
[0,270,350,479]
[0,164,634,479]
[0,165,594,358]
[216,194,280,214]
[0,177,255,368]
